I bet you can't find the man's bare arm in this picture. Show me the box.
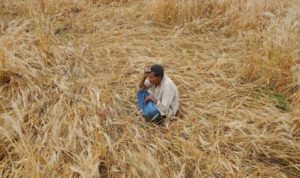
[139,75,148,89]
[139,67,151,89]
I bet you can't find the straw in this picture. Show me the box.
[0,0,299,177]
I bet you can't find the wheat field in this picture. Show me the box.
[0,0,300,177]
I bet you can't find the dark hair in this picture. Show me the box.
[150,64,164,78]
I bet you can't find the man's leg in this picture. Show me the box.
[137,90,148,111]
[137,90,162,122]
[143,101,161,122]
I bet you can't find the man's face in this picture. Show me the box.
[148,72,161,86]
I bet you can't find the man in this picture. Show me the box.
[137,64,179,123]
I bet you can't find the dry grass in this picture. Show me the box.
[0,0,300,177]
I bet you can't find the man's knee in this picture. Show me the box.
[137,90,148,97]
[143,106,156,117]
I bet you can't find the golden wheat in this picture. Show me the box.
[0,0,299,177]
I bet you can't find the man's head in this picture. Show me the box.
[148,64,164,86]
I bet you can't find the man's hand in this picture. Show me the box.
[144,67,151,78]
[144,95,157,104]
[139,67,151,89]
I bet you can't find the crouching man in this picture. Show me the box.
[137,64,179,124]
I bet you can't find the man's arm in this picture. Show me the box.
[156,85,175,115]
[139,67,151,89]
[139,75,148,89]
[144,95,157,104]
